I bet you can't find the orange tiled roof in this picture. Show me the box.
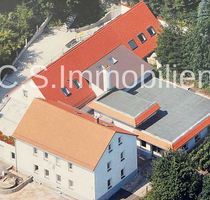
[13,99,136,171]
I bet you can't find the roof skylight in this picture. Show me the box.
[108,57,118,65]
[61,87,71,97]
[73,79,81,89]
[128,39,138,50]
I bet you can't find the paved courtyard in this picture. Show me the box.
[0,182,72,200]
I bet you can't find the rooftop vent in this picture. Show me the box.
[101,123,112,127]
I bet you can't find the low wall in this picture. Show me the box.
[12,14,53,66]
[0,176,33,194]
[72,9,121,32]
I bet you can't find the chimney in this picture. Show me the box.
[102,65,111,91]
[95,117,100,124]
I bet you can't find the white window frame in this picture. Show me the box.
[108,143,113,153]
[11,152,15,160]
[141,140,147,148]
[33,147,38,156]
[23,90,28,98]
[44,169,49,179]
[120,151,125,162]
[69,180,73,189]
[118,136,123,146]
[137,32,147,44]
[108,57,118,64]
[56,157,60,166]
[195,133,201,143]
[147,26,156,37]
[34,164,39,174]
[107,161,111,172]
[121,168,125,179]
[44,152,48,160]
[56,174,61,184]
[68,162,73,171]
[107,178,112,190]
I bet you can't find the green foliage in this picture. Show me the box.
[198,175,210,200]
[148,150,202,200]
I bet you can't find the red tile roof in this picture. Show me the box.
[8,1,161,108]
[13,99,137,170]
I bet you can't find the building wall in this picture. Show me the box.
[89,82,104,97]
[15,139,95,200]
[0,140,16,165]
[9,79,45,105]
[94,133,137,200]
[121,4,131,14]
[179,126,209,152]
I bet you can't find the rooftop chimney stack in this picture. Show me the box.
[102,65,111,91]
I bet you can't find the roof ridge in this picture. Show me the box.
[33,1,146,76]
[37,99,118,134]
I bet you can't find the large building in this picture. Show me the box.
[13,99,138,200]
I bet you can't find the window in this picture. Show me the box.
[128,39,138,50]
[107,178,112,190]
[23,90,28,98]
[120,151,125,162]
[61,87,71,97]
[108,143,113,153]
[45,169,49,179]
[137,33,147,44]
[33,148,38,156]
[56,174,61,184]
[121,168,125,179]
[152,146,162,153]
[11,152,15,160]
[56,157,60,166]
[147,26,156,37]
[69,180,73,189]
[68,162,73,171]
[118,136,122,146]
[73,79,81,89]
[34,165,39,174]
[195,133,201,143]
[108,57,118,64]
[97,65,104,71]
[44,152,48,160]
[141,140,146,147]
[182,143,188,151]
[107,161,111,172]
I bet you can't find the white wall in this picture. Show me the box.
[89,82,104,97]
[121,4,131,14]
[94,133,137,200]
[9,79,45,105]
[15,139,95,200]
[0,140,16,165]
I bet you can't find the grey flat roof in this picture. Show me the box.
[97,89,154,118]
[131,78,210,142]
[83,45,153,90]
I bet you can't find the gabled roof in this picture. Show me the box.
[88,89,160,127]
[83,45,153,90]
[11,1,160,108]
[13,99,136,171]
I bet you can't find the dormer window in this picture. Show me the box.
[147,26,156,37]
[137,33,147,44]
[97,65,104,71]
[73,79,81,89]
[108,57,118,65]
[128,39,138,50]
[61,87,71,97]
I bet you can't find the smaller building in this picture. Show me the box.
[13,98,138,200]
[88,77,210,156]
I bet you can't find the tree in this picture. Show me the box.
[155,25,189,73]
[198,176,210,200]
[148,150,202,200]
[187,0,210,80]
